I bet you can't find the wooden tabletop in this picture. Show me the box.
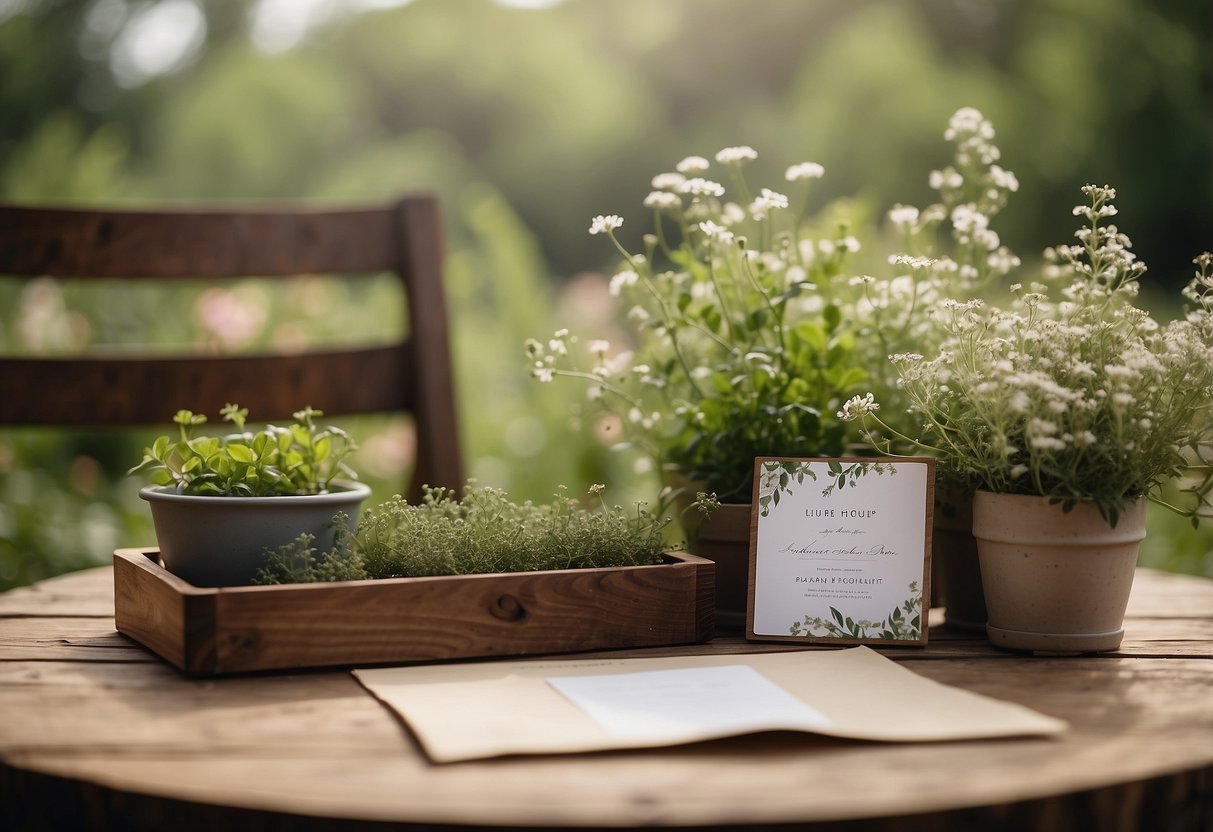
[1,565,1211,831]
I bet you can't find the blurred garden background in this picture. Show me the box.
[1,0,1210,589]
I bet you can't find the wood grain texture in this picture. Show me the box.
[113,548,715,674]
[0,197,463,499]
[0,204,397,278]
[2,565,1211,830]
[0,346,413,426]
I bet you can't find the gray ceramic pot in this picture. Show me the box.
[140,481,372,587]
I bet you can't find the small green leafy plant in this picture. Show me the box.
[129,404,358,496]
[255,482,719,583]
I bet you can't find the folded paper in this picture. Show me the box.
[354,646,1067,763]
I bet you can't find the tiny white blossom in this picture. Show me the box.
[785,162,825,181]
[838,393,880,421]
[589,215,623,235]
[929,167,964,190]
[757,188,789,209]
[651,172,686,190]
[675,156,710,174]
[643,191,682,210]
[587,340,610,357]
[888,205,919,231]
[679,178,726,197]
[715,145,758,164]
[699,221,734,244]
[608,270,639,296]
[721,202,746,225]
[989,165,1019,192]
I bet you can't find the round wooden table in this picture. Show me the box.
[2,566,1211,831]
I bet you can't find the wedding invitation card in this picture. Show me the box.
[748,457,934,646]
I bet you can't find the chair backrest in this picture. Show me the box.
[0,196,463,501]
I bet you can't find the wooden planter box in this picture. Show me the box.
[113,548,715,675]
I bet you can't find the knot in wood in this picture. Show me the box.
[490,594,527,622]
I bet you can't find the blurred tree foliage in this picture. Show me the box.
[0,0,1210,588]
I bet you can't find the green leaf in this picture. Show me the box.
[227,444,257,464]
[823,303,841,333]
[152,435,170,459]
[831,607,845,627]
[314,437,331,463]
[793,321,827,353]
[833,367,868,390]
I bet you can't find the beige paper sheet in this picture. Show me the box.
[353,646,1066,763]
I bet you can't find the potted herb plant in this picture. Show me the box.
[129,404,369,587]
[528,146,869,624]
[254,481,718,583]
[843,186,1213,653]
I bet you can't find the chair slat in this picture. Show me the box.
[0,205,399,278]
[0,345,414,427]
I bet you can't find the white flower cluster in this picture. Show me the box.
[589,215,623,235]
[873,185,1213,519]
[538,143,868,497]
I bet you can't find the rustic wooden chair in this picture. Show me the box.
[0,196,463,500]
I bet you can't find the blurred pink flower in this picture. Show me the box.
[194,287,267,349]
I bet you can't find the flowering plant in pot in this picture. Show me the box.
[527,146,870,623]
[843,185,1213,653]
[129,404,369,587]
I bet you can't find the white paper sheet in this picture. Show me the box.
[547,665,831,742]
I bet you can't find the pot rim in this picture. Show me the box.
[139,479,371,505]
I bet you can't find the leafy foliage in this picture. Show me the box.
[129,405,357,497]
[789,581,922,641]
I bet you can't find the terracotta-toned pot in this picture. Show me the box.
[683,501,752,630]
[933,491,987,633]
[972,490,1146,654]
